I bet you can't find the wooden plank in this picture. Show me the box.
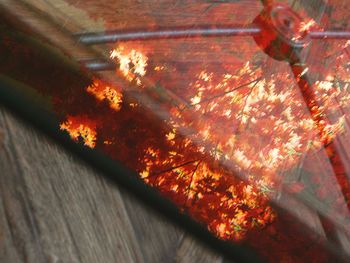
[175,235,223,263]
[0,107,225,262]
[0,108,144,262]
[121,194,184,263]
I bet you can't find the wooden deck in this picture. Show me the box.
[0,107,228,263]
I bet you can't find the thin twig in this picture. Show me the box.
[185,160,202,208]
[190,77,263,107]
[237,78,261,130]
[151,158,202,177]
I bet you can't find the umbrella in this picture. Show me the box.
[1,0,349,261]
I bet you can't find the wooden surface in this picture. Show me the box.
[0,107,229,263]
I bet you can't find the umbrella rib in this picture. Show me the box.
[74,25,262,45]
[75,26,350,45]
[289,48,350,204]
[309,30,350,39]
[288,49,350,245]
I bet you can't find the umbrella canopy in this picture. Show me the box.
[1,0,349,262]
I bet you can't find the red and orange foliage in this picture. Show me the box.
[60,115,97,148]
[45,0,350,261]
[86,78,123,111]
[60,32,349,242]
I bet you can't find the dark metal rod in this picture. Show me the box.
[80,59,116,71]
[288,50,350,248]
[76,26,350,45]
[310,30,350,39]
[75,25,262,45]
[289,49,350,213]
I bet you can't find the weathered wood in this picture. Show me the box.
[0,107,225,263]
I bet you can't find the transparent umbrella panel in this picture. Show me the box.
[1,0,349,262]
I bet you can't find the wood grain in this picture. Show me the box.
[0,107,227,263]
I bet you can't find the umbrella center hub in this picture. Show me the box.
[253,4,311,61]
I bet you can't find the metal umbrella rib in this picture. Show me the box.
[76,26,350,45]
[75,25,262,45]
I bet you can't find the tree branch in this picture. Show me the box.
[151,158,203,177]
[190,77,263,107]
[185,160,203,207]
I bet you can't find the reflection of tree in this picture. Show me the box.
[56,33,348,246]
[53,26,349,244]
[3,1,349,260]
